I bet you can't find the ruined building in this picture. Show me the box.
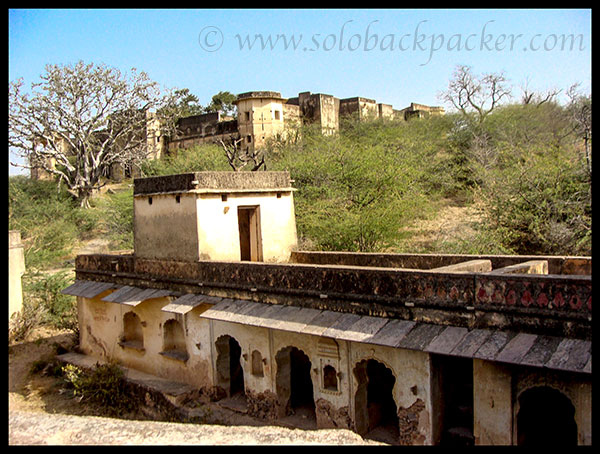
[30,91,443,181]
[63,171,591,445]
[149,91,445,159]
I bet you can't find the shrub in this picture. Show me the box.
[62,363,137,415]
[141,144,230,176]
[8,176,98,269]
[22,271,78,335]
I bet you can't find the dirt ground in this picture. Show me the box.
[399,200,484,252]
[8,327,102,417]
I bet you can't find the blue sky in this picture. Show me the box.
[9,8,591,174]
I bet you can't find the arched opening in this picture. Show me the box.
[354,359,399,444]
[323,365,338,391]
[161,319,188,361]
[121,311,144,350]
[215,335,245,397]
[517,386,577,446]
[275,346,316,425]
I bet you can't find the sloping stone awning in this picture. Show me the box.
[62,280,121,299]
[62,280,174,306]
[161,293,224,314]
[200,299,591,375]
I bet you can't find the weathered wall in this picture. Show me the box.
[78,292,435,444]
[290,251,592,275]
[298,92,340,134]
[134,192,200,261]
[473,359,513,445]
[194,191,297,263]
[9,231,26,320]
[472,359,592,446]
[77,286,592,445]
[133,172,298,263]
[339,97,378,121]
[317,94,340,134]
[350,342,432,444]
[378,103,394,120]
[77,293,213,390]
[236,95,285,152]
[74,253,592,341]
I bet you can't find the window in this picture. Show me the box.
[245,111,250,121]
[251,350,264,377]
[175,195,181,204]
[274,110,281,120]
[160,319,188,362]
[120,312,144,351]
[148,197,152,205]
[323,365,338,391]
[247,135,252,143]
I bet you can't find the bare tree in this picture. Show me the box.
[439,65,512,125]
[216,137,266,171]
[9,61,171,207]
[519,77,562,106]
[566,83,592,187]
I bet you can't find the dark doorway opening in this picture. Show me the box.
[517,386,577,446]
[276,346,316,427]
[237,206,263,262]
[215,335,245,397]
[432,355,474,446]
[354,359,399,444]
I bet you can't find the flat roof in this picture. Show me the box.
[133,171,294,196]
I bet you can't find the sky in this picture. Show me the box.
[8,8,592,175]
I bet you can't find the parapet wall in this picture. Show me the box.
[289,251,592,275]
[133,171,293,195]
[74,253,592,340]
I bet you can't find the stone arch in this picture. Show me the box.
[275,346,315,421]
[122,311,143,349]
[353,358,399,443]
[517,386,577,446]
[215,334,245,397]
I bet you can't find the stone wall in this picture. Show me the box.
[74,253,592,340]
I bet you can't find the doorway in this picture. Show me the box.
[517,386,577,446]
[431,355,474,446]
[275,346,316,425]
[238,205,263,261]
[353,359,399,443]
[215,335,245,397]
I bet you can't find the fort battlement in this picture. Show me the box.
[157,90,445,156]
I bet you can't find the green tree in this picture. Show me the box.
[171,88,205,117]
[271,119,440,251]
[204,91,237,117]
[469,100,591,255]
